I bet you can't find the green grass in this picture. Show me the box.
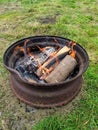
[0,0,16,3]
[0,0,98,129]
[33,64,98,130]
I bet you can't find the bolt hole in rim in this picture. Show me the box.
[3,36,89,108]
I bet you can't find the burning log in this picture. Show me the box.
[35,46,56,65]
[36,46,70,76]
[14,39,78,83]
[14,43,57,82]
[45,52,77,83]
[15,46,56,74]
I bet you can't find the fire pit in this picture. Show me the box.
[3,36,89,108]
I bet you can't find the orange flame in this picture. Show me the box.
[70,50,76,58]
[39,57,60,80]
[14,46,25,54]
[68,41,76,58]
[49,48,60,58]
[69,41,76,47]
[36,45,45,52]
[49,51,57,58]
[68,41,76,51]
[15,39,77,80]
[40,67,54,79]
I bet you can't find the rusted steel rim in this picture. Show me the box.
[10,75,83,108]
[3,35,89,108]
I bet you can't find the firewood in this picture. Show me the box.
[45,55,77,83]
[36,46,70,76]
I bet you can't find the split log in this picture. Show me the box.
[45,55,77,83]
[36,46,70,76]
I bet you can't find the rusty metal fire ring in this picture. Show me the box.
[3,36,89,108]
